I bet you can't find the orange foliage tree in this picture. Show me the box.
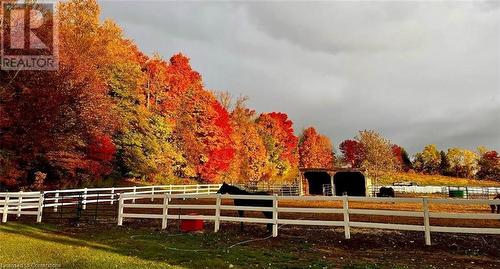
[223,97,267,184]
[256,112,298,181]
[165,54,235,183]
[299,127,334,169]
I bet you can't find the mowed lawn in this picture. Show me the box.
[0,223,333,269]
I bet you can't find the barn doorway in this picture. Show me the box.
[304,172,331,195]
[333,171,366,196]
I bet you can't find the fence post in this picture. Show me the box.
[17,191,23,217]
[36,193,44,223]
[151,186,155,202]
[132,186,137,204]
[214,194,221,232]
[110,187,115,205]
[423,197,431,246]
[272,194,278,237]
[342,195,351,239]
[161,193,169,229]
[82,188,88,210]
[53,192,59,212]
[2,196,10,223]
[117,195,124,226]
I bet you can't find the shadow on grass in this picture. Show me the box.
[0,222,336,269]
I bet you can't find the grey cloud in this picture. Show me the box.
[100,1,500,154]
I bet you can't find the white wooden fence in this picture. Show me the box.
[0,192,44,223]
[373,185,500,198]
[0,184,221,223]
[43,184,221,212]
[117,193,500,246]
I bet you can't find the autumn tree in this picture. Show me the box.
[0,0,120,188]
[298,127,334,169]
[446,148,479,178]
[356,130,396,182]
[477,150,500,180]
[167,55,235,183]
[339,139,364,168]
[256,112,299,182]
[221,97,267,183]
[413,145,441,174]
[391,145,403,171]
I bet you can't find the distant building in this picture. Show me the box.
[299,167,371,196]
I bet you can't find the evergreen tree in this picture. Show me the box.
[439,150,449,176]
[401,148,413,171]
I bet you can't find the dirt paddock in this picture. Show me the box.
[115,219,500,269]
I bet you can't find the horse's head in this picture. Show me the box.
[217,182,231,194]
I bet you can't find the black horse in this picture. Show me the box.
[217,183,273,232]
[377,187,395,197]
[491,194,500,214]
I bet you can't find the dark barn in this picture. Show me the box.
[303,171,331,195]
[333,171,366,196]
[299,168,368,196]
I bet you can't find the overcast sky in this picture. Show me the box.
[100,1,499,155]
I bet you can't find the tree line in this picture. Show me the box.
[0,0,318,190]
[339,134,499,181]
[0,0,497,190]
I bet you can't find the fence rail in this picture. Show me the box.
[1,192,44,223]
[43,184,221,211]
[0,184,221,224]
[117,193,500,246]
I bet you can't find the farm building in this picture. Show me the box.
[299,168,371,196]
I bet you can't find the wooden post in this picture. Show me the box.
[36,193,44,223]
[82,188,88,210]
[423,197,431,246]
[110,187,115,205]
[214,194,221,232]
[17,191,23,217]
[330,174,334,196]
[132,186,137,204]
[342,195,351,239]
[53,192,59,212]
[299,173,303,196]
[117,195,124,226]
[151,186,155,202]
[161,193,169,229]
[2,196,10,223]
[272,194,278,237]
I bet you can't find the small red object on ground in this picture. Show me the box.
[180,213,204,232]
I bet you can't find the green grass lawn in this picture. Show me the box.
[0,223,338,269]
